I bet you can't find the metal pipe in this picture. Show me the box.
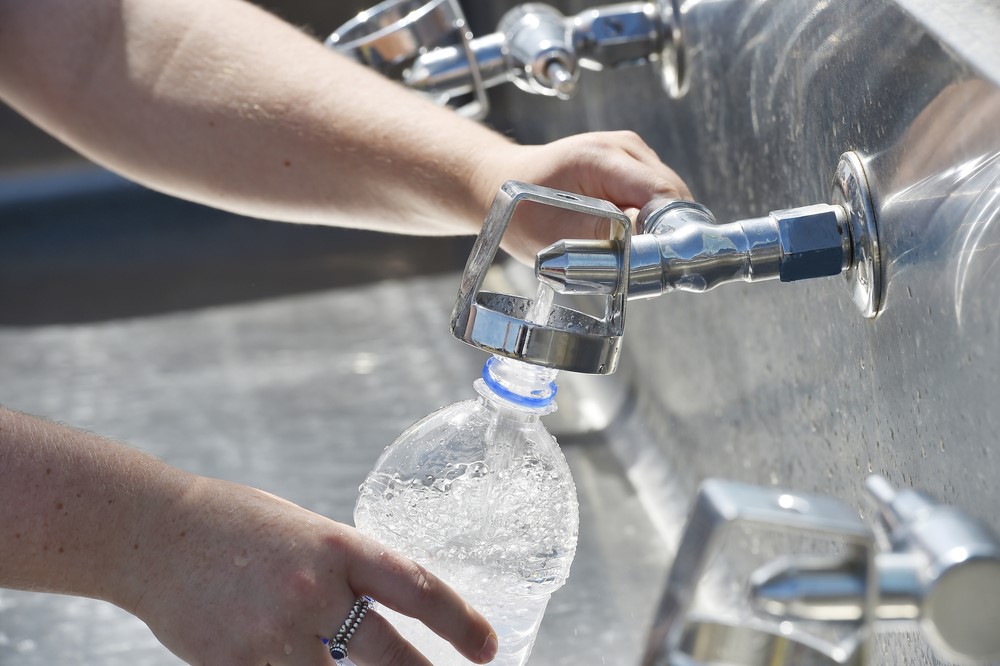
[536,200,850,300]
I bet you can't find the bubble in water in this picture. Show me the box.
[357,456,576,587]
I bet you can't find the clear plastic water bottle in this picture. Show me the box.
[354,353,579,665]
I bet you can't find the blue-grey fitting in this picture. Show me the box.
[773,204,851,282]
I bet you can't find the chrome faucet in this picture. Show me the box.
[449,152,880,378]
[327,0,684,118]
[536,151,883,318]
[643,476,1000,666]
[751,475,1000,664]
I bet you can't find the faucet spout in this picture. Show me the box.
[536,200,850,300]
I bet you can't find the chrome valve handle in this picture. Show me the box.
[327,1,684,118]
[450,181,631,375]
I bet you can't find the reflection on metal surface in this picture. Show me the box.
[871,79,1000,328]
[950,154,1000,326]
[881,149,1000,327]
[674,619,861,666]
[450,181,631,374]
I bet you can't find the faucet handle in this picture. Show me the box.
[450,181,631,374]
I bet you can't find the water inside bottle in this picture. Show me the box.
[355,449,577,664]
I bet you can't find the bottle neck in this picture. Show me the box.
[474,355,559,415]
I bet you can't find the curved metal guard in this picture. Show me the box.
[450,181,630,375]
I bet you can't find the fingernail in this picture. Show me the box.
[477,632,498,663]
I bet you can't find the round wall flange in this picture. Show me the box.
[831,151,881,319]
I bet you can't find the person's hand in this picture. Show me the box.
[470,131,692,264]
[123,475,497,666]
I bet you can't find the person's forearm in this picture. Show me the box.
[0,406,187,608]
[0,407,501,665]
[0,0,510,235]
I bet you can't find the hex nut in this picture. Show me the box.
[774,205,848,282]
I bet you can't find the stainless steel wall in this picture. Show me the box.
[477,1,1000,663]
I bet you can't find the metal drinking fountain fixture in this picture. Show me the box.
[640,475,1000,666]
[449,152,879,376]
[327,0,684,118]
[536,151,883,319]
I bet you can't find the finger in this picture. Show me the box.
[609,130,667,169]
[345,545,496,664]
[623,206,641,226]
[589,154,691,209]
[344,608,434,666]
[615,158,693,203]
[602,132,693,200]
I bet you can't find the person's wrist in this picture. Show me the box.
[107,464,199,612]
[464,138,524,233]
